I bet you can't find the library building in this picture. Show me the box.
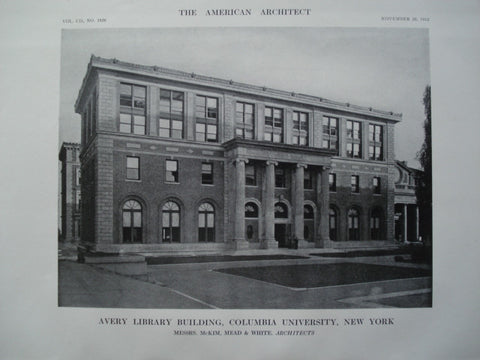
[75,55,404,254]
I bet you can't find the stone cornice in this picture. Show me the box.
[223,138,337,157]
[59,142,81,160]
[223,138,335,167]
[75,55,402,123]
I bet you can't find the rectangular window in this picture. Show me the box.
[322,116,338,154]
[292,111,309,146]
[201,162,213,185]
[83,110,88,144]
[245,164,256,186]
[91,89,97,137]
[275,167,286,188]
[86,101,91,139]
[329,173,336,192]
[346,120,362,158]
[351,175,359,193]
[235,102,254,139]
[126,156,140,180]
[84,90,97,142]
[264,106,283,143]
[196,95,218,142]
[373,176,381,194]
[75,168,81,186]
[304,169,313,189]
[75,190,81,210]
[166,160,178,183]
[369,124,384,160]
[159,89,184,139]
[120,83,146,135]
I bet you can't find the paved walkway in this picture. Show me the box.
[59,251,431,309]
[58,260,210,308]
[146,256,431,309]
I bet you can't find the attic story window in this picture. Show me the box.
[120,83,146,135]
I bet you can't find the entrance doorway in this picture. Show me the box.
[275,224,287,248]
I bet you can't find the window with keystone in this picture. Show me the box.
[245,202,259,218]
[274,202,288,218]
[304,205,314,219]
[122,200,142,243]
[348,208,360,240]
[198,202,215,242]
[162,201,180,242]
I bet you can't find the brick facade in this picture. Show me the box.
[59,142,81,243]
[75,56,402,253]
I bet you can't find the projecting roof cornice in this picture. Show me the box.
[76,55,402,123]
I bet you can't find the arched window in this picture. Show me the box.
[348,208,360,240]
[162,201,180,242]
[274,202,288,218]
[304,225,310,240]
[370,208,382,240]
[246,225,254,240]
[198,202,215,242]
[304,205,314,219]
[245,202,259,218]
[122,200,142,243]
[304,204,315,242]
[329,207,337,241]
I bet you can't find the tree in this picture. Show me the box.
[416,86,432,246]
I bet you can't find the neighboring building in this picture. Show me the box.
[59,142,81,243]
[394,160,421,242]
[75,55,402,254]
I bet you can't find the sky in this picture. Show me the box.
[59,27,430,168]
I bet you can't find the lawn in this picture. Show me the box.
[215,262,431,288]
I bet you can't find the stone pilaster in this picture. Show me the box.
[338,117,347,157]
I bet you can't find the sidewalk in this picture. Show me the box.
[58,260,211,308]
[58,243,399,260]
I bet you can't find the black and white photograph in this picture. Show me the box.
[58,27,432,309]
[2,1,480,358]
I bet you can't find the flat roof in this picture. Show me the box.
[76,55,402,122]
